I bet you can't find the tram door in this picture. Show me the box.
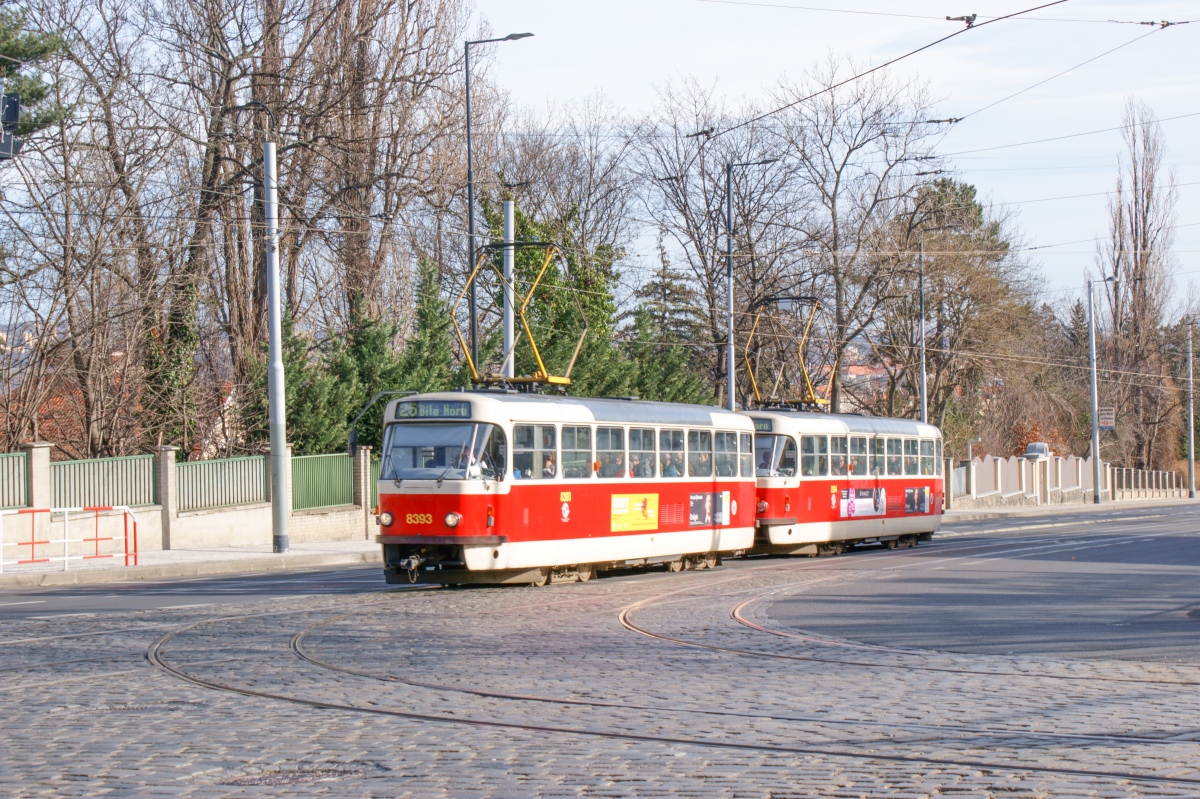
[831,435,850,529]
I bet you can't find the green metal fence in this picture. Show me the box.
[178,455,267,512]
[370,456,381,510]
[292,453,353,510]
[51,454,157,508]
[0,451,27,509]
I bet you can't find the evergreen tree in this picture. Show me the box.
[0,8,67,134]
[244,315,357,455]
[329,259,460,452]
[625,307,714,404]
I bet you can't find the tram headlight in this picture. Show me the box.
[756,500,768,514]
[379,511,394,527]
[444,512,462,528]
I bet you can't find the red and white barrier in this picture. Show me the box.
[0,506,139,573]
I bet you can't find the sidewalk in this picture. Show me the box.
[944,496,1200,524]
[0,539,381,590]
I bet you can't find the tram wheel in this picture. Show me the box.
[530,568,550,587]
[667,559,684,572]
[703,553,719,570]
[884,539,899,550]
[576,564,593,582]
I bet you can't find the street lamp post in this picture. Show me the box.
[1189,320,1195,498]
[918,240,927,425]
[725,158,777,412]
[465,32,532,369]
[1087,276,1117,504]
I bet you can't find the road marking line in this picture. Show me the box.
[0,601,45,607]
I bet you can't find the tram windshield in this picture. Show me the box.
[754,434,797,477]
[381,422,505,481]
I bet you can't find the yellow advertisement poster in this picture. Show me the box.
[610,493,659,532]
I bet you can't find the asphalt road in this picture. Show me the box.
[768,503,1200,661]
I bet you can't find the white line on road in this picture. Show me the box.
[0,601,45,607]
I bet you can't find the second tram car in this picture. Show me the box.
[748,409,943,555]
[376,391,757,585]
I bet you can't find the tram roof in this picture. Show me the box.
[746,408,941,438]
[387,391,752,428]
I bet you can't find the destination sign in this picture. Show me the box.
[395,400,472,420]
[752,418,773,433]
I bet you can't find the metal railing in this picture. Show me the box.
[0,506,139,572]
[370,456,381,510]
[178,455,268,512]
[0,451,26,509]
[51,454,156,508]
[292,453,353,510]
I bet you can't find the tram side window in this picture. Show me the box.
[660,429,685,478]
[513,424,556,480]
[629,428,656,478]
[936,439,943,475]
[801,435,829,477]
[597,427,626,478]
[848,436,867,475]
[920,439,936,475]
[830,436,849,476]
[715,432,738,477]
[740,433,754,477]
[886,438,903,475]
[688,430,713,477]
[562,426,593,479]
[904,439,919,475]
[869,438,885,475]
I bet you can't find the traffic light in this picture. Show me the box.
[0,93,22,161]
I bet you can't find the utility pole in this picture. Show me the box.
[502,200,515,379]
[1189,320,1195,498]
[263,138,288,551]
[1087,279,1102,504]
[725,164,734,412]
[464,32,532,371]
[725,157,777,412]
[918,240,927,424]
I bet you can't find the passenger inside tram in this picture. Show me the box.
[542,454,556,478]
[661,453,681,477]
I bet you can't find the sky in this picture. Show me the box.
[472,0,1200,311]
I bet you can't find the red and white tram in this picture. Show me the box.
[375,391,758,585]
[748,409,943,555]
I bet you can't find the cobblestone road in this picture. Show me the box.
[4,518,1200,798]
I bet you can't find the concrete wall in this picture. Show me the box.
[947,453,1189,511]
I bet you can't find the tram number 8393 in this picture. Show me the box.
[405,513,433,525]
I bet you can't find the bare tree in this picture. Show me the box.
[768,56,939,411]
[1096,97,1179,468]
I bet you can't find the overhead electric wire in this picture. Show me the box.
[712,0,1071,138]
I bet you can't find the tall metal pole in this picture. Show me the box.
[464,42,478,369]
[918,240,927,424]
[264,141,289,551]
[1189,320,1195,498]
[726,163,735,412]
[1087,280,1102,504]
[502,200,515,379]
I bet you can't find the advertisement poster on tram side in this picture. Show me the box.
[689,491,730,526]
[905,486,930,514]
[610,494,659,532]
[840,487,886,518]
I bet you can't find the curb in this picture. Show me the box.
[0,550,382,589]
[944,497,1200,524]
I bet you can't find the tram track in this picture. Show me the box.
[287,607,1200,748]
[145,611,1200,791]
[618,530,1200,687]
